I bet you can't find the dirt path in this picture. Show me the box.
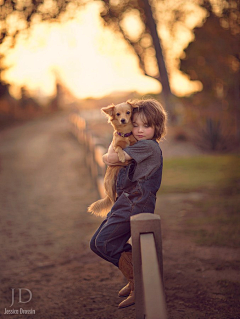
[0,112,239,319]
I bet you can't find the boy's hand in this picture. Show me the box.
[102,142,132,165]
[102,153,127,166]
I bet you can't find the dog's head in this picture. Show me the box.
[101,102,134,127]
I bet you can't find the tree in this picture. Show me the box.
[98,0,209,120]
[180,0,240,139]
[1,0,180,118]
[0,53,10,97]
[0,0,86,48]
[99,0,175,117]
[0,0,86,99]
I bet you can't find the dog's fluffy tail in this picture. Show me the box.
[88,196,113,218]
[88,166,121,217]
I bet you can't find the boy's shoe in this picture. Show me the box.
[118,290,135,308]
[118,251,135,308]
[118,282,131,297]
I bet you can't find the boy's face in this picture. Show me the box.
[132,113,155,141]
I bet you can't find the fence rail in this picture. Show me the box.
[69,113,106,198]
[69,113,167,319]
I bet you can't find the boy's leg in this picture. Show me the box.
[90,214,113,263]
[94,211,132,267]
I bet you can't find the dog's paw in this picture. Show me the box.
[118,153,126,163]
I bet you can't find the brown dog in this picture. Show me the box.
[88,102,137,217]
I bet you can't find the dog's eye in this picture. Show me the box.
[116,113,120,116]
[126,111,130,115]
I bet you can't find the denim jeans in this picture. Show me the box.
[90,210,132,267]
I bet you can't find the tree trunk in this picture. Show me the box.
[235,71,240,141]
[142,0,174,119]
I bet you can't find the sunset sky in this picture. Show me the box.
[2,2,204,101]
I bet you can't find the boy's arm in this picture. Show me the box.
[102,142,132,165]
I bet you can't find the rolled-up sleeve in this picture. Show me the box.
[124,140,154,163]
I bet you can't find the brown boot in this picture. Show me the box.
[118,282,131,297]
[118,289,135,308]
[118,251,135,308]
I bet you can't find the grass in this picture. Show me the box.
[161,154,240,193]
[160,154,240,248]
[184,195,240,247]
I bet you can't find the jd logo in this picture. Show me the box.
[10,288,33,307]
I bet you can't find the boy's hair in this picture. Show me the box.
[127,99,167,142]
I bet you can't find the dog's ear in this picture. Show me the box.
[127,100,138,109]
[101,104,115,117]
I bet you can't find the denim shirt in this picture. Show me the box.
[110,143,163,217]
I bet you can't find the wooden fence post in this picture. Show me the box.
[131,213,167,319]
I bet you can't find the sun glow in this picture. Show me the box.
[2,2,201,101]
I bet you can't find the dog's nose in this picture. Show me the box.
[121,119,126,124]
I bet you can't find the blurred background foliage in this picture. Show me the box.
[180,0,239,150]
